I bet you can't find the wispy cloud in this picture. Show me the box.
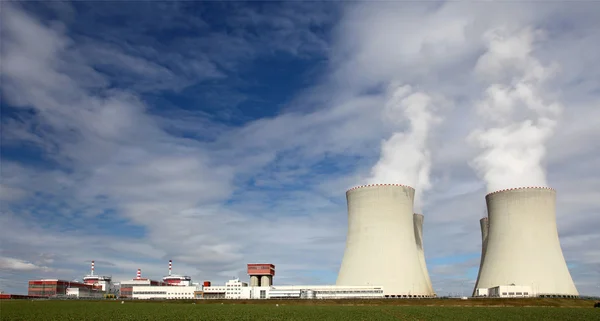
[1,1,598,297]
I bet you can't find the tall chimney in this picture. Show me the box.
[91,260,95,276]
[136,269,141,279]
[169,260,172,276]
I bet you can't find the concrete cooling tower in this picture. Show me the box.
[413,213,434,294]
[336,184,436,297]
[473,187,579,297]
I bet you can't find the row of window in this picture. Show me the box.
[315,290,383,294]
[29,291,56,295]
[133,291,195,295]
[28,285,60,288]
[501,292,529,295]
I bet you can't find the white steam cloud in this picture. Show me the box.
[368,83,439,210]
[469,27,562,193]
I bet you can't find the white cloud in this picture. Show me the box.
[1,1,599,297]
[0,257,49,272]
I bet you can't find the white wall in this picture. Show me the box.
[66,287,104,298]
[474,288,489,297]
[489,285,532,298]
[132,285,199,300]
[225,278,247,299]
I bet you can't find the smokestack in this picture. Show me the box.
[169,260,172,276]
[91,260,95,276]
[137,269,141,279]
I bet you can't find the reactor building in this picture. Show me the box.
[473,187,579,297]
[336,184,436,297]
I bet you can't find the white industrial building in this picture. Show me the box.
[202,284,226,299]
[267,285,384,299]
[473,187,579,298]
[202,278,384,300]
[336,184,436,298]
[132,285,201,300]
[475,285,533,298]
[66,287,105,299]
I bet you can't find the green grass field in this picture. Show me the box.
[1,299,597,321]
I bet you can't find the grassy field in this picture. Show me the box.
[1,299,598,321]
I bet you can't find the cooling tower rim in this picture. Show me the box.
[346,183,414,193]
[485,186,555,197]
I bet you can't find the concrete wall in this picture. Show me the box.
[473,187,579,296]
[336,184,435,297]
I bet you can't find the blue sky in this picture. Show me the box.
[1,1,599,296]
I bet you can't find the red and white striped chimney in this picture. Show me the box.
[136,268,141,279]
[169,260,172,276]
[91,260,95,276]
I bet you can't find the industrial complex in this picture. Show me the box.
[12,184,579,300]
[25,261,384,300]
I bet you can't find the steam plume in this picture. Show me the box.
[469,27,562,193]
[368,83,439,210]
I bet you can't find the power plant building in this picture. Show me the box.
[247,263,275,287]
[162,260,193,286]
[28,279,103,297]
[82,261,118,294]
[336,184,436,297]
[120,269,169,298]
[473,187,579,297]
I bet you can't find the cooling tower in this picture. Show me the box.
[473,187,579,297]
[472,217,489,296]
[336,184,435,297]
[413,213,434,294]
